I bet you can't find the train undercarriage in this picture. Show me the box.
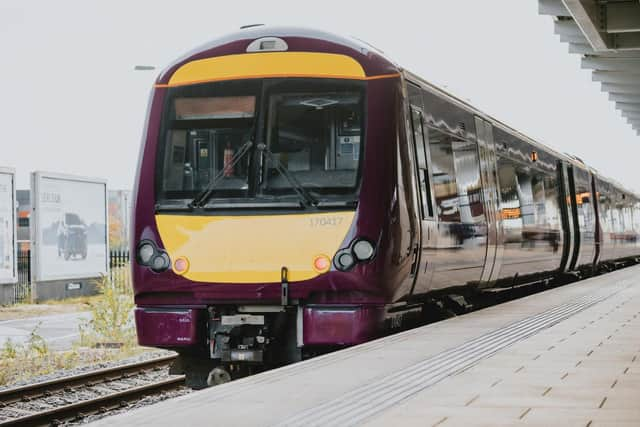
[158,256,640,389]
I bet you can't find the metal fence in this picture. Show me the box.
[10,249,131,305]
[15,249,31,303]
[109,249,131,293]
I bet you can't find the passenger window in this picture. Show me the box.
[574,172,593,230]
[599,192,611,233]
[497,156,560,231]
[543,175,561,228]
[497,158,523,229]
[427,127,483,224]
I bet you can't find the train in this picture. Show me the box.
[131,26,640,388]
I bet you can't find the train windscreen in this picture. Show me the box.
[261,91,362,199]
[156,79,364,208]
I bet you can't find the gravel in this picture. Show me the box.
[0,349,175,391]
[66,387,193,425]
[0,348,193,425]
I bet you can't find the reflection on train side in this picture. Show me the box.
[423,126,488,291]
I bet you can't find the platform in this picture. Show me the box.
[94,265,640,426]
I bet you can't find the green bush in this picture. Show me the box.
[0,323,59,385]
[0,271,144,387]
[79,273,136,348]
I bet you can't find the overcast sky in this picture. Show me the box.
[1,0,638,192]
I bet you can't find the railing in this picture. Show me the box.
[109,249,131,294]
[15,249,31,304]
[9,249,131,305]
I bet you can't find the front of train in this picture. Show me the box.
[132,27,404,385]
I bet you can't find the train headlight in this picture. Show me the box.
[333,237,377,271]
[137,240,171,272]
[137,242,155,265]
[352,239,375,262]
[334,249,356,271]
[151,252,171,273]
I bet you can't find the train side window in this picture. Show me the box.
[633,202,640,231]
[427,128,459,222]
[543,175,561,229]
[574,171,593,229]
[599,192,611,233]
[497,156,559,233]
[426,128,483,223]
[497,157,523,229]
[451,137,484,224]
[410,108,433,218]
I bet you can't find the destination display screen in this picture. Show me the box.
[174,96,256,120]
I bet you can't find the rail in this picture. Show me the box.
[0,354,183,426]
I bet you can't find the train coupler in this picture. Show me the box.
[208,311,271,363]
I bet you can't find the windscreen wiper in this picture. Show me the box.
[258,143,318,208]
[189,140,253,209]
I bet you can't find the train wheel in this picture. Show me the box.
[207,367,232,386]
[173,354,218,389]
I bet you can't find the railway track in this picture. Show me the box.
[0,354,185,426]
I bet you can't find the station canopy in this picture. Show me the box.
[540,0,640,135]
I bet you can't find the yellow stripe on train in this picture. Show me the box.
[155,212,355,283]
[161,52,367,87]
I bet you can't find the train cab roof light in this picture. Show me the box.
[246,37,288,52]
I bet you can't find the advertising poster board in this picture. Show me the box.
[32,172,108,282]
[0,167,17,284]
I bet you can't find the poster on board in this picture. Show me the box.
[32,172,108,282]
[0,168,16,284]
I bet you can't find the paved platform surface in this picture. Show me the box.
[94,266,640,426]
[0,311,89,351]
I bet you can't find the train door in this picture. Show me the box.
[566,165,581,270]
[588,172,600,266]
[408,106,437,294]
[474,117,502,287]
[557,162,576,272]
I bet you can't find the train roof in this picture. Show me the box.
[156,26,638,200]
[157,26,400,85]
[402,69,640,200]
[402,70,573,165]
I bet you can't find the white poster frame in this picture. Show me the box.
[0,167,17,284]
[31,171,109,282]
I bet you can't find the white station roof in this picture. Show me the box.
[540,0,640,135]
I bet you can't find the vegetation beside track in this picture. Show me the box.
[0,274,146,387]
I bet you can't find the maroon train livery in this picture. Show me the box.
[131,26,640,387]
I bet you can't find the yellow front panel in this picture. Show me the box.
[155,212,355,283]
[164,52,367,87]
